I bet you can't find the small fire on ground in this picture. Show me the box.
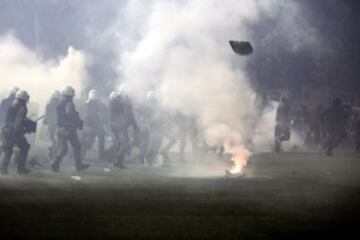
[225,144,252,176]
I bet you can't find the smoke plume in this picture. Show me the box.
[113,0,319,163]
[0,34,87,109]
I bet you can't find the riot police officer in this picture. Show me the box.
[0,87,20,124]
[354,110,360,152]
[136,91,163,166]
[321,98,347,156]
[44,90,61,160]
[81,89,107,160]
[275,97,291,153]
[1,90,32,174]
[108,87,138,168]
[51,86,89,172]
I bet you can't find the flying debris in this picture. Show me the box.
[229,40,254,55]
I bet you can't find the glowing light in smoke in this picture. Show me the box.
[226,145,252,174]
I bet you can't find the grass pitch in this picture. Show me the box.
[0,152,360,239]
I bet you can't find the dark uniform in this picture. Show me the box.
[309,104,324,146]
[355,117,360,152]
[292,104,311,146]
[321,98,347,156]
[0,94,16,124]
[136,97,163,165]
[275,98,291,153]
[43,95,60,159]
[108,94,138,168]
[1,99,31,174]
[51,96,89,172]
[0,92,18,157]
[352,107,360,152]
[81,99,107,160]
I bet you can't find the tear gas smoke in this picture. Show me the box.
[115,0,319,173]
[0,34,87,111]
[0,1,319,176]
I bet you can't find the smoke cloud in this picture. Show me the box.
[0,34,87,109]
[112,0,319,158]
[0,0,321,169]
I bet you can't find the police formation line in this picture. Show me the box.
[0,86,198,175]
[0,87,359,175]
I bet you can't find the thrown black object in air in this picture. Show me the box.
[229,41,253,55]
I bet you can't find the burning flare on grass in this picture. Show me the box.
[225,144,252,175]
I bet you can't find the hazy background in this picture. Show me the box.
[0,0,359,154]
[0,0,359,94]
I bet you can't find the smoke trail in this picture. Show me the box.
[0,34,87,109]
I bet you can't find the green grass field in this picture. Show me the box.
[1,152,360,239]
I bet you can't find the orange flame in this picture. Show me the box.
[227,146,251,174]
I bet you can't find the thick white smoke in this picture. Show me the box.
[0,34,87,110]
[114,0,319,158]
[119,1,257,149]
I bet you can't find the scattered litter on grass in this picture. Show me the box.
[71,176,82,181]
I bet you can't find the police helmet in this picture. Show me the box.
[118,84,129,96]
[15,90,30,102]
[109,91,118,101]
[52,90,61,99]
[88,89,97,100]
[10,87,20,96]
[61,86,75,97]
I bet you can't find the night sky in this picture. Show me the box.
[248,0,360,94]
